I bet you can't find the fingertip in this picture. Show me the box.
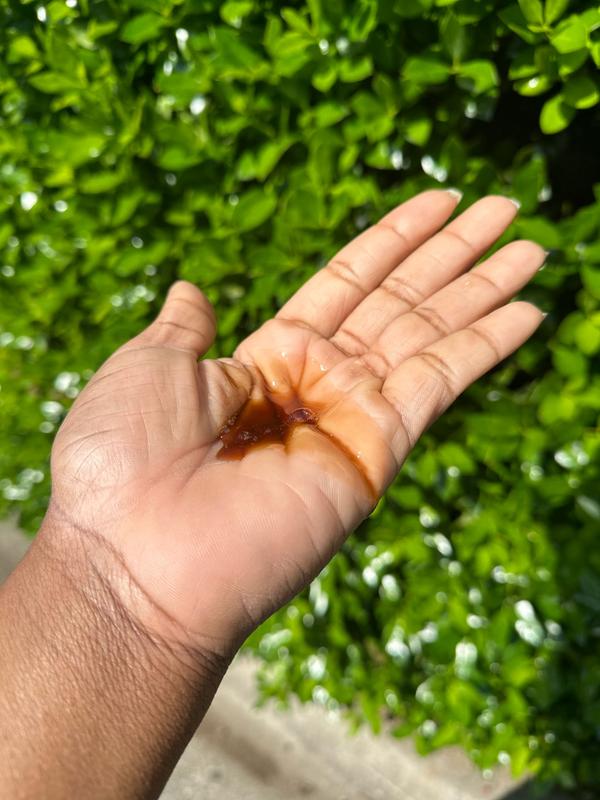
[167,280,217,325]
[168,279,205,303]
[385,187,463,227]
[484,194,521,214]
[445,187,463,203]
[420,187,462,205]
[131,279,218,356]
[494,239,547,270]
[511,239,546,259]
[509,299,546,326]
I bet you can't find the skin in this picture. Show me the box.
[0,190,545,798]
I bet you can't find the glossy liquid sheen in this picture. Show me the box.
[217,395,317,458]
[217,394,377,502]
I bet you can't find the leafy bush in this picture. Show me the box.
[1,0,599,791]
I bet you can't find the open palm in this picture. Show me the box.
[49,190,544,655]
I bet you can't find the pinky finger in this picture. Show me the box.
[382,301,544,459]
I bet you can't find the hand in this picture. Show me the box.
[47,190,544,657]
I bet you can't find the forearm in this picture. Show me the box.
[0,518,230,800]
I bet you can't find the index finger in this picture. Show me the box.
[276,189,462,338]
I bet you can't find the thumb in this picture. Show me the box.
[135,281,216,357]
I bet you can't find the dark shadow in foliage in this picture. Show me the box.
[500,779,573,800]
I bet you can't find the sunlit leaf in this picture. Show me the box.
[539,92,575,132]
[120,13,166,45]
[231,189,278,231]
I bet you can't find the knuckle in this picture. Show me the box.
[381,274,424,308]
[327,258,363,292]
[468,325,502,360]
[334,326,370,357]
[411,306,451,337]
[419,351,456,398]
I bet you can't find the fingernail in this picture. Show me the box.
[542,312,549,319]
[445,188,463,202]
[538,249,551,271]
[508,197,521,210]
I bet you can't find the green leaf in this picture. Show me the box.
[281,8,312,34]
[79,170,127,194]
[220,1,254,27]
[338,144,360,173]
[516,216,561,248]
[550,16,587,53]
[364,141,393,168]
[120,13,166,45]
[512,156,546,212]
[518,0,544,26]
[499,4,539,43]
[7,35,40,63]
[440,12,468,63]
[307,0,323,31]
[113,240,171,276]
[348,0,378,42]
[514,74,554,96]
[231,189,277,231]
[236,138,295,181]
[350,91,387,119]
[457,60,499,94]
[509,50,538,80]
[539,93,575,132]
[268,31,313,76]
[281,185,325,228]
[403,56,450,84]
[582,265,600,299]
[438,442,476,474]
[544,0,570,25]
[308,100,349,127]
[312,63,338,92]
[538,392,577,423]
[403,112,433,145]
[580,6,600,34]
[575,319,600,355]
[87,20,120,40]
[552,344,588,377]
[339,56,373,82]
[556,49,589,78]
[563,74,600,109]
[213,26,264,74]
[373,74,398,111]
[28,71,85,93]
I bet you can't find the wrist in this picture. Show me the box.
[0,512,230,799]
[35,508,232,686]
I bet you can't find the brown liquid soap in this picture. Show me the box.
[216,393,378,503]
[217,394,317,459]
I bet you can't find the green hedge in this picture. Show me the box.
[1,0,599,791]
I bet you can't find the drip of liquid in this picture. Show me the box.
[216,394,377,503]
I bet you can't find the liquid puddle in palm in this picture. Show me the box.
[217,394,317,459]
[217,393,377,503]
